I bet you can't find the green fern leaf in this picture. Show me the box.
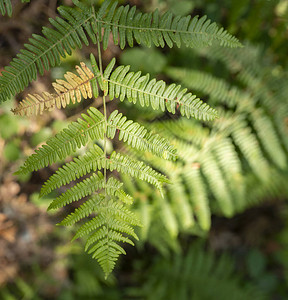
[59,194,104,226]
[198,153,234,217]
[40,144,105,197]
[252,109,287,169]
[0,0,241,103]
[0,0,12,17]
[168,178,195,230]
[0,5,96,103]
[106,63,218,121]
[40,137,170,198]
[165,67,248,108]
[16,107,105,175]
[107,110,178,160]
[138,244,266,300]
[274,107,288,153]
[231,120,270,182]
[48,171,105,210]
[95,0,242,50]
[183,168,211,230]
[212,139,245,212]
[72,199,141,278]
[108,151,169,196]
[105,177,133,204]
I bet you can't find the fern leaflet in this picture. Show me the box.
[0,0,12,17]
[12,62,97,116]
[48,171,105,210]
[16,107,105,174]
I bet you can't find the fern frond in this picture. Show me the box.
[0,0,241,103]
[40,144,105,197]
[165,67,250,108]
[93,0,242,50]
[251,109,287,169]
[105,60,218,121]
[199,153,234,217]
[212,139,245,211]
[72,198,141,278]
[105,177,133,204]
[197,44,281,111]
[183,168,211,230]
[48,171,105,210]
[107,110,177,160]
[59,194,104,226]
[0,0,12,17]
[152,117,210,146]
[40,144,168,198]
[168,179,195,230]
[231,120,270,182]
[12,62,96,116]
[137,244,266,300]
[275,107,288,152]
[108,151,169,196]
[16,107,105,175]
[0,5,96,103]
[157,191,179,238]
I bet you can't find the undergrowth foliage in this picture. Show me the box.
[133,244,266,300]
[1,0,242,277]
[127,44,288,247]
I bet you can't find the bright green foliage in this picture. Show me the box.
[48,172,105,210]
[40,144,169,200]
[106,61,218,121]
[1,0,243,278]
[0,0,242,104]
[16,105,177,175]
[59,195,104,227]
[15,102,175,276]
[94,0,242,50]
[107,110,177,160]
[16,107,106,174]
[40,144,105,197]
[76,198,141,279]
[0,3,95,102]
[107,151,169,196]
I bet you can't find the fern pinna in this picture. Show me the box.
[4,0,242,277]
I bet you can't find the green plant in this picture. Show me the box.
[127,243,266,300]
[0,0,242,277]
[119,42,288,250]
[0,0,13,17]
[0,0,30,17]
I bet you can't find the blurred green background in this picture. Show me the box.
[0,0,288,299]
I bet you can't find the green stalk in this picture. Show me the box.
[95,25,108,200]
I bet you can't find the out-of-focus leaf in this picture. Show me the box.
[120,47,167,75]
[0,115,19,139]
[30,128,52,147]
[4,141,20,161]
[246,249,267,278]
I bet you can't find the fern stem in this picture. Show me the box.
[95,21,108,201]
